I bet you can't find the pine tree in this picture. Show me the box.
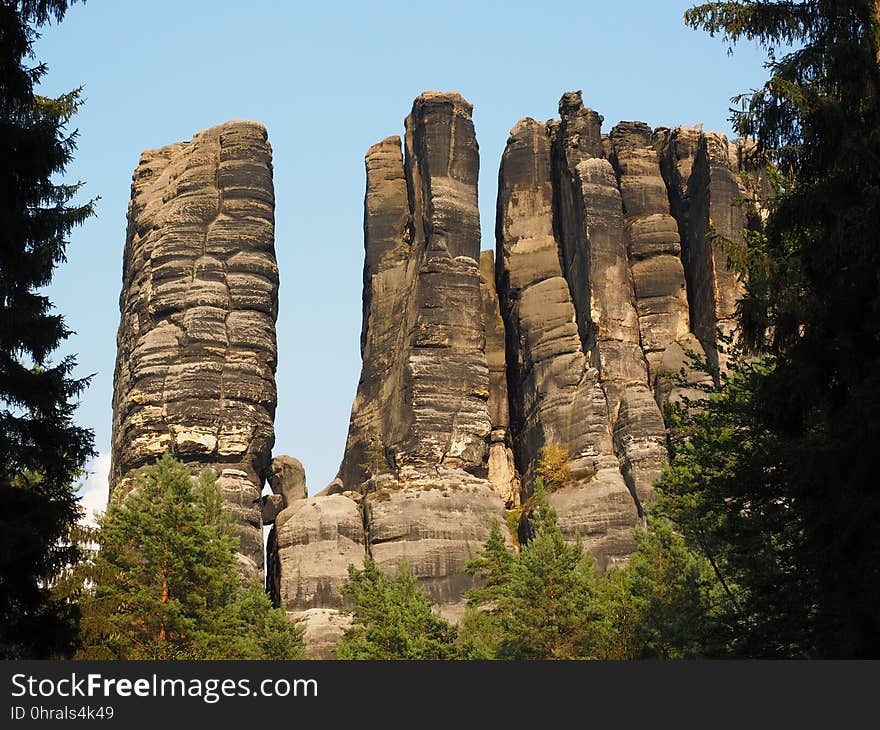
[336,559,459,660]
[457,520,515,659]
[677,0,880,657]
[598,519,719,659]
[75,454,304,659]
[0,0,96,659]
[495,482,602,660]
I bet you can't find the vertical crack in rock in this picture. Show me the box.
[110,121,277,578]
[496,116,639,567]
[479,250,520,508]
[266,454,363,659]
[550,92,668,513]
[658,126,752,374]
[608,122,713,407]
[397,92,491,473]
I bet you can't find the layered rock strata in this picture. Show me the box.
[272,93,511,628]
[608,122,711,405]
[548,92,669,514]
[495,92,756,561]
[495,117,638,566]
[110,120,277,576]
[108,93,759,656]
[267,93,757,639]
[479,251,519,508]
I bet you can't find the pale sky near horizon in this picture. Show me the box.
[31,0,773,519]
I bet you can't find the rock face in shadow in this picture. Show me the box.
[110,120,277,576]
[658,125,754,372]
[479,251,519,507]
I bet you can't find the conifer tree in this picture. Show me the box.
[495,482,601,660]
[457,520,515,659]
[336,559,459,660]
[595,519,719,659]
[670,0,880,657]
[75,454,304,659]
[0,0,96,659]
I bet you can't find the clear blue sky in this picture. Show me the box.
[34,0,771,506]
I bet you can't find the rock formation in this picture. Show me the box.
[269,94,511,646]
[261,91,758,652]
[495,116,639,566]
[110,120,277,576]
[110,91,760,657]
[479,251,519,508]
[657,125,756,372]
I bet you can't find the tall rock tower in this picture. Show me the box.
[110,120,278,577]
[495,91,760,566]
[267,94,513,651]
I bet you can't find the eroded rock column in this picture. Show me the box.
[276,93,510,626]
[659,126,749,372]
[496,117,639,567]
[110,121,277,576]
[608,122,711,405]
[550,93,668,513]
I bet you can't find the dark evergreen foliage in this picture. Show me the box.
[0,0,95,659]
[336,558,459,660]
[661,1,880,656]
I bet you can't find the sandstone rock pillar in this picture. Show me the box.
[110,120,277,576]
[496,117,639,567]
[550,93,668,512]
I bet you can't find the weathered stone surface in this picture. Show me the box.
[290,609,353,660]
[335,135,411,491]
[479,251,518,506]
[548,463,640,571]
[216,468,263,576]
[365,474,512,622]
[110,120,277,575]
[262,494,284,525]
[396,93,490,473]
[496,116,639,565]
[269,455,307,507]
[337,92,490,489]
[326,93,512,626]
[551,94,668,512]
[273,494,365,611]
[608,122,691,374]
[607,120,713,412]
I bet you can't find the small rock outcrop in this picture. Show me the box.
[110,120,277,576]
